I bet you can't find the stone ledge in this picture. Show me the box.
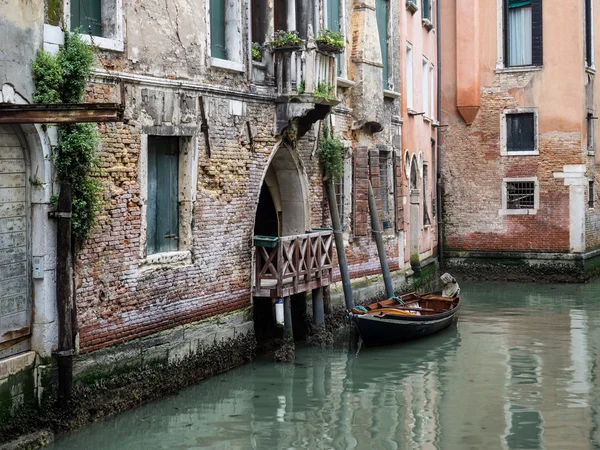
[0,352,36,380]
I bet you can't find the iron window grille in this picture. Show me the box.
[506,181,535,209]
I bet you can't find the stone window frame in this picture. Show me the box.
[139,133,198,269]
[500,108,539,156]
[500,176,539,216]
[64,0,124,52]
[207,0,245,73]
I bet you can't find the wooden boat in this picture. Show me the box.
[349,292,460,346]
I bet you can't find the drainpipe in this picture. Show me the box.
[436,0,443,267]
[55,182,74,406]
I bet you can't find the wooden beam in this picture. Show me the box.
[0,103,124,124]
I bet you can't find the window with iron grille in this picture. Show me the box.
[506,113,535,152]
[506,181,535,209]
[590,180,595,209]
[379,151,391,218]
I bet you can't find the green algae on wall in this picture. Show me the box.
[45,0,63,27]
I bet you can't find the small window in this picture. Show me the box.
[422,0,432,21]
[585,0,593,67]
[71,0,102,36]
[590,179,595,209]
[430,65,435,120]
[210,0,243,66]
[147,137,179,255]
[406,44,414,109]
[506,112,535,152]
[504,0,542,67]
[376,0,389,88]
[506,181,535,209]
[422,57,429,117]
[587,113,595,154]
[325,0,343,77]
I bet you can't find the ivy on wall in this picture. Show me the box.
[32,31,102,243]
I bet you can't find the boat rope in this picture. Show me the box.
[389,296,405,306]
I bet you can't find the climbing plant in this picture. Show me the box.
[316,132,345,183]
[32,30,102,243]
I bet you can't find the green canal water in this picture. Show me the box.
[49,281,600,449]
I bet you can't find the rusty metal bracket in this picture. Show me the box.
[48,211,73,219]
[246,121,255,153]
[199,96,211,157]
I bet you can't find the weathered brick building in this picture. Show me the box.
[440,0,600,280]
[0,0,440,421]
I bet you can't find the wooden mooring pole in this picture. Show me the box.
[325,181,354,309]
[56,183,74,406]
[367,181,394,299]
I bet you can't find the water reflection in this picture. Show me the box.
[49,281,600,450]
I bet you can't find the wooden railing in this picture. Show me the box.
[274,46,338,100]
[253,230,334,298]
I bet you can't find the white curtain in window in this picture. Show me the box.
[508,6,532,66]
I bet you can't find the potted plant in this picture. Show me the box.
[270,30,304,52]
[252,42,263,62]
[316,29,345,54]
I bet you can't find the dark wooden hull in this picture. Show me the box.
[349,292,460,347]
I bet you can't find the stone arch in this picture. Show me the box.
[254,140,310,237]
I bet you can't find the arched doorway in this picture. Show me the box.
[254,142,309,238]
[253,141,310,343]
[0,124,31,357]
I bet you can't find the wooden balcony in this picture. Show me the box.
[253,230,334,298]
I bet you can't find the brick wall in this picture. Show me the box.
[441,88,582,253]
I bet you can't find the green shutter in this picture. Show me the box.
[210,0,226,59]
[70,0,102,37]
[376,0,388,88]
[508,0,531,7]
[147,137,179,255]
[327,0,340,31]
[422,0,430,19]
[327,0,342,76]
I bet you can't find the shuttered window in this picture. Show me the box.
[586,0,593,67]
[505,0,542,66]
[70,0,103,36]
[375,0,389,88]
[210,0,227,59]
[422,0,431,20]
[506,113,535,152]
[326,0,342,76]
[147,137,179,255]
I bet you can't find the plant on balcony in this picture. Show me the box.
[270,30,304,52]
[314,81,335,102]
[316,133,345,182]
[252,42,263,62]
[316,29,345,54]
